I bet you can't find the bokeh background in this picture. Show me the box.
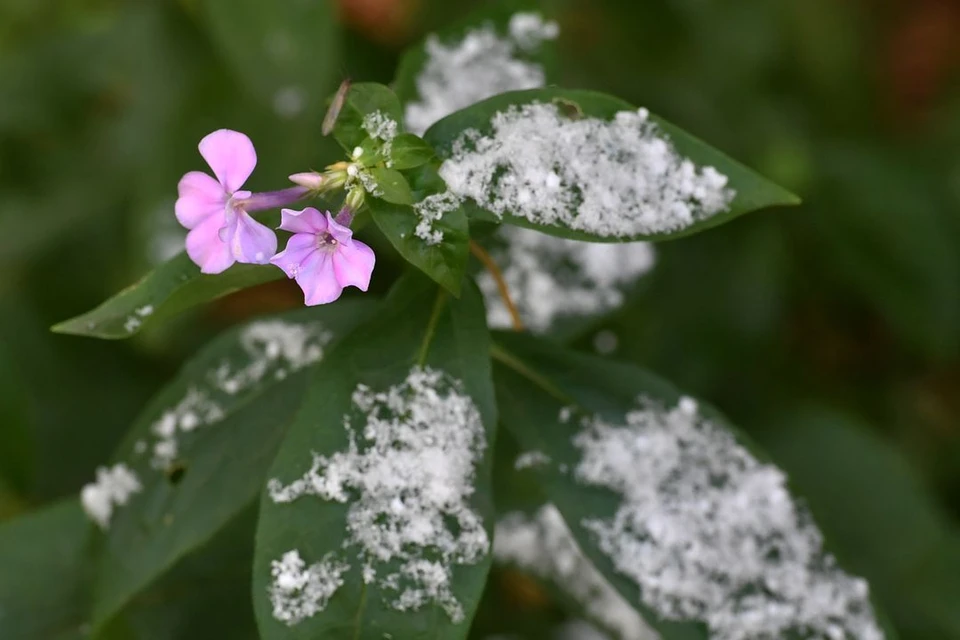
[1,0,959,638]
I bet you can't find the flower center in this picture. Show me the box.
[316,232,339,251]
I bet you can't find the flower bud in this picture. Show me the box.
[288,172,326,191]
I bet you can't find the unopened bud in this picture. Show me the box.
[288,172,325,191]
[345,186,365,211]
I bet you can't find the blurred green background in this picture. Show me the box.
[1,0,959,637]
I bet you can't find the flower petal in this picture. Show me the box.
[278,207,327,234]
[270,233,318,278]
[325,211,353,244]
[175,171,227,229]
[186,215,235,274]
[198,129,257,193]
[297,251,344,305]
[228,210,277,264]
[332,240,375,291]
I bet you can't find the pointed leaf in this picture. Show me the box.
[386,133,435,170]
[490,332,896,640]
[424,88,799,242]
[253,274,496,639]
[87,302,374,630]
[52,252,283,339]
[330,83,404,153]
[366,167,414,205]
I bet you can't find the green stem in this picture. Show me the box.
[489,342,574,405]
[417,290,448,367]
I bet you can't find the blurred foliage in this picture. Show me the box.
[1,0,959,638]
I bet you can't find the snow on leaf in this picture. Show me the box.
[495,505,658,640]
[267,366,488,624]
[80,464,142,529]
[269,549,350,626]
[477,226,656,332]
[363,110,400,163]
[404,12,558,136]
[439,104,735,238]
[145,320,331,469]
[413,190,463,246]
[571,397,884,640]
[513,450,551,470]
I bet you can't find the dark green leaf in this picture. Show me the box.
[0,500,92,640]
[253,274,496,639]
[51,253,283,340]
[387,134,435,170]
[201,0,339,118]
[89,302,374,630]
[424,88,800,242]
[368,196,469,296]
[490,332,897,640]
[764,406,960,639]
[331,83,404,153]
[366,167,414,205]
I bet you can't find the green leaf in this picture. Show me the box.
[424,88,800,242]
[366,167,414,205]
[368,197,469,297]
[764,406,960,638]
[386,133,435,170]
[393,0,559,135]
[0,500,261,640]
[253,273,496,639]
[330,83,404,153]
[88,302,374,631]
[0,500,92,640]
[51,252,283,339]
[490,332,897,640]
[201,0,339,118]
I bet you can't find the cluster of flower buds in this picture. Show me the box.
[175,130,376,306]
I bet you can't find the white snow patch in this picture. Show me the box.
[80,463,142,529]
[148,320,330,469]
[571,396,884,640]
[363,111,399,163]
[268,366,489,623]
[413,191,463,245]
[513,450,551,470]
[439,104,735,237]
[404,12,558,136]
[269,549,350,625]
[478,227,656,331]
[495,505,658,640]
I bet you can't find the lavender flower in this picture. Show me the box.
[271,208,375,306]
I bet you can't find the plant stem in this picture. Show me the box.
[469,240,524,331]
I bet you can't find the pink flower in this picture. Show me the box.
[271,208,376,305]
[175,129,277,274]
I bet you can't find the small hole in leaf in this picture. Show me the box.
[165,462,187,485]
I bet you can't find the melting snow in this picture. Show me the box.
[477,226,656,331]
[439,104,735,238]
[80,464,142,529]
[571,397,884,640]
[268,366,489,624]
[404,12,558,135]
[495,505,658,640]
[269,549,350,626]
